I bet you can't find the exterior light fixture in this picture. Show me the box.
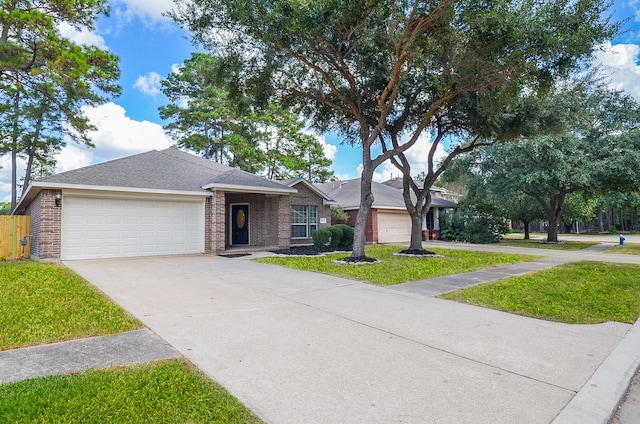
[55,189,62,207]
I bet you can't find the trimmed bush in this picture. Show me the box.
[328,225,343,248]
[335,224,354,248]
[312,228,331,249]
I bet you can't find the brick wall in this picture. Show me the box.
[23,193,41,258]
[288,182,331,245]
[277,195,290,248]
[22,190,62,259]
[211,191,225,253]
[347,209,378,243]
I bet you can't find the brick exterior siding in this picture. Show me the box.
[23,190,62,259]
[288,182,331,245]
[225,192,290,249]
[347,209,378,243]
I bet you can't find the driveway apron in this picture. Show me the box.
[65,255,631,424]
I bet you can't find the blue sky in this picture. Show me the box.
[2,0,640,201]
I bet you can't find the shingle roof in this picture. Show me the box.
[36,148,293,193]
[316,178,457,210]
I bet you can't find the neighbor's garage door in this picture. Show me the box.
[377,210,412,243]
[61,196,205,260]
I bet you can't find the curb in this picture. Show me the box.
[552,318,640,424]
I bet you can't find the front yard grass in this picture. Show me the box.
[2,261,262,423]
[441,261,640,324]
[497,238,599,250]
[606,243,640,255]
[0,261,141,351]
[0,359,263,424]
[255,245,540,286]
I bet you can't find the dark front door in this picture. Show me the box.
[231,204,249,245]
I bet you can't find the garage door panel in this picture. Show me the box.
[377,211,412,244]
[61,197,205,260]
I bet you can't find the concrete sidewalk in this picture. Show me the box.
[0,329,180,384]
[59,253,637,424]
[391,256,572,296]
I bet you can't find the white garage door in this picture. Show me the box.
[377,210,412,243]
[61,196,205,260]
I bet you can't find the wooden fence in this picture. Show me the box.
[0,216,30,260]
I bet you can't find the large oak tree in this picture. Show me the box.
[170,0,617,257]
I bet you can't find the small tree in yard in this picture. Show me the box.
[170,0,617,258]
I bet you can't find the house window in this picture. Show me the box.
[291,205,318,239]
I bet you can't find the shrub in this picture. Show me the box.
[328,225,343,248]
[312,228,331,249]
[441,200,508,244]
[335,224,354,248]
[330,205,349,224]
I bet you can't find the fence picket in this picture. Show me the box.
[0,216,31,260]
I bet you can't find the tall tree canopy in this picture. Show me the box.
[170,0,617,257]
[0,0,120,210]
[159,53,333,182]
[456,82,640,242]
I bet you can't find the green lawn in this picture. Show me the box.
[441,261,640,324]
[497,238,599,250]
[255,245,540,286]
[0,359,262,424]
[1,261,262,423]
[606,243,640,255]
[0,261,141,351]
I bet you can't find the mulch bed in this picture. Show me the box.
[269,246,351,256]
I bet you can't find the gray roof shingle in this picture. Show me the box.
[36,148,293,193]
[316,178,457,210]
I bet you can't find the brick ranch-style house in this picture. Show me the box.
[13,148,335,260]
[317,178,457,244]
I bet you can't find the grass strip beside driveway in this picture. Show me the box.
[497,239,599,250]
[0,261,141,351]
[0,359,263,424]
[606,243,640,255]
[441,261,640,324]
[255,245,540,286]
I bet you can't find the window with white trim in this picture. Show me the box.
[291,205,318,239]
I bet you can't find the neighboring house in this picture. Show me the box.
[317,178,457,243]
[14,148,333,260]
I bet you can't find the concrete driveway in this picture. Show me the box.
[65,254,632,424]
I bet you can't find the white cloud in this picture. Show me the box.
[305,132,337,161]
[112,0,176,22]
[593,42,640,100]
[58,22,108,49]
[133,72,162,96]
[56,102,173,170]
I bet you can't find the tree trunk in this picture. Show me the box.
[10,146,17,211]
[409,206,426,250]
[546,195,566,243]
[351,158,374,259]
[547,217,560,242]
[523,220,530,240]
[598,211,605,233]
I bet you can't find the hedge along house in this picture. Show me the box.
[14,148,332,260]
[317,178,458,244]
